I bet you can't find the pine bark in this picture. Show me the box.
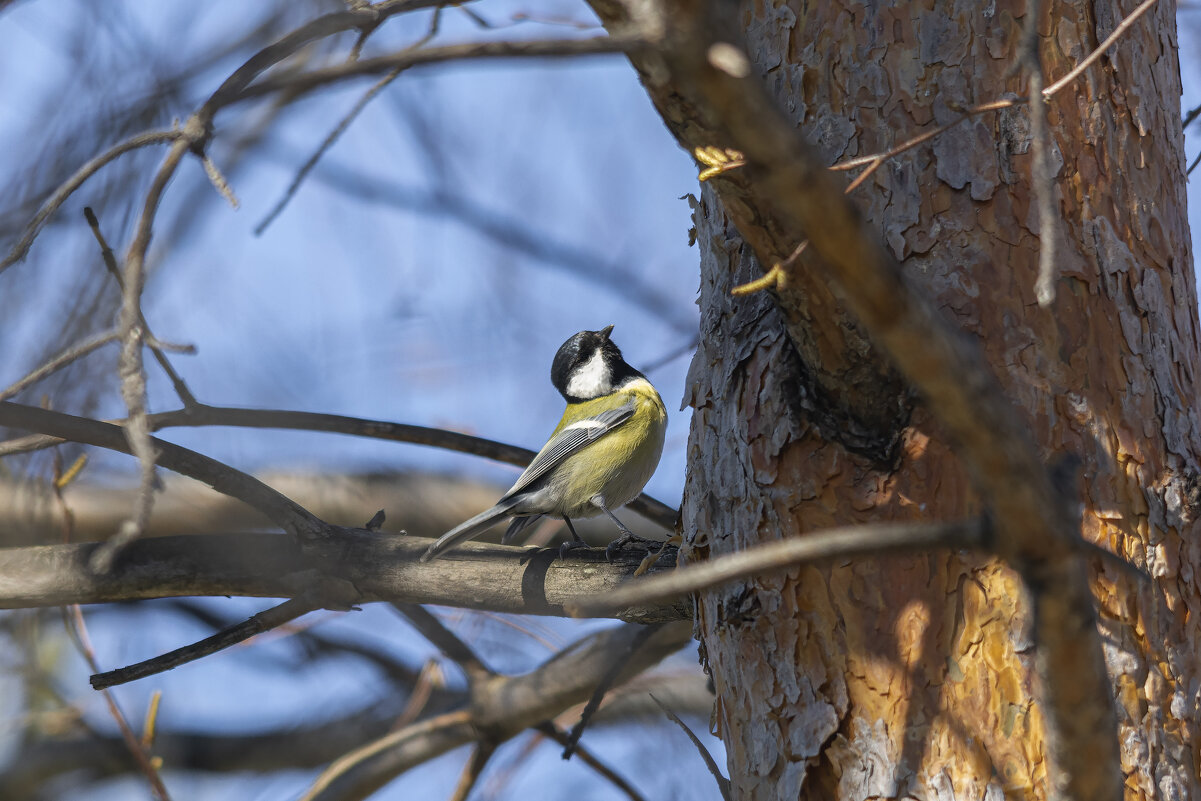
[682,1,1199,798]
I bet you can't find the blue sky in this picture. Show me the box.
[0,3,717,800]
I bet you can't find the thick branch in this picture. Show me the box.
[0,531,688,623]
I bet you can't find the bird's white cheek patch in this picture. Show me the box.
[566,351,612,398]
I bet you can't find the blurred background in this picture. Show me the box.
[1,0,1199,799]
[0,1,711,799]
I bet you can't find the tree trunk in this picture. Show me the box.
[683,1,1200,798]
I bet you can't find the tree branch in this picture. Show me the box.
[0,402,679,533]
[0,129,183,272]
[0,402,323,539]
[567,520,987,616]
[89,597,321,690]
[0,530,688,622]
[232,34,652,106]
[300,620,692,801]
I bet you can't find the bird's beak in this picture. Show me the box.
[599,324,614,340]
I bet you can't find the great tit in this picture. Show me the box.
[420,325,667,561]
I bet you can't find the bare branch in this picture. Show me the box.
[535,723,649,801]
[89,597,320,690]
[101,135,195,572]
[0,402,679,533]
[1021,0,1058,308]
[83,207,199,407]
[649,694,730,801]
[254,65,404,234]
[301,621,692,801]
[0,330,120,403]
[567,520,986,617]
[255,1,453,234]
[561,623,661,759]
[0,528,687,621]
[64,606,173,801]
[232,34,652,106]
[0,129,182,273]
[1042,0,1160,96]
[0,402,323,539]
[447,743,494,801]
[392,603,489,679]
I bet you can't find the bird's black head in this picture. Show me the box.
[550,325,639,401]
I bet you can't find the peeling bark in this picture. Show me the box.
[678,1,1198,799]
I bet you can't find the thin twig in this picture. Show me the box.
[447,743,494,801]
[83,207,198,407]
[256,5,446,234]
[1042,0,1161,97]
[0,330,120,403]
[0,129,182,273]
[64,606,174,801]
[830,98,1021,174]
[232,34,652,104]
[649,694,731,801]
[1023,0,1058,307]
[1185,101,1201,131]
[535,723,649,801]
[561,623,661,759]
[89,597,319,689]
[100,137,195,573]
[47,455,173,795]
[200,153,240,208]
[391,603,489,679]
[255,66,404,234]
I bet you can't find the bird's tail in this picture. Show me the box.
[419,500,519,562]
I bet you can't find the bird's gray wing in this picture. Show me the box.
[502,398,636,500]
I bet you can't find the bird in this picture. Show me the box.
[420,325,666,562]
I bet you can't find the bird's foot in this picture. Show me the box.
[558,539,593,559]
[604,533,660,562]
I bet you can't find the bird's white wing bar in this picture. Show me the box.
[502,399,636,499]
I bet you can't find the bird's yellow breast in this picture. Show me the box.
[547,378,667,518]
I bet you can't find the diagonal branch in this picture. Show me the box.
[0,402,322,539]
[89,597,320,690]
[0,129,183,272]
[300,620,692,801]
[567,520,987,616]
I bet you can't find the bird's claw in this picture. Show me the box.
[604,533,658,562]
[558,540,592,559]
